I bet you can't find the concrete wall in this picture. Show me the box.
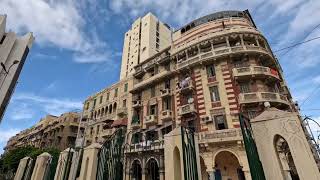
[30,152,52,180]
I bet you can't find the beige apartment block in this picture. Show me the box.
[4,112,83,152]
[0,15,34,123]
[120,13,172,80]
[81,77,133,146]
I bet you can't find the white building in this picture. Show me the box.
[120,13,172,79]
[0,15,34,123]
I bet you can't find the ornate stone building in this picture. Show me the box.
[4,112,83,152]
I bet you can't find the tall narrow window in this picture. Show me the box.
[93,99,97,107]
[123,99,127,108]
[99,96,103,104]
[114,88,118,97]
[239,82,250,93]
[207,65,216,77]
[209,86,220,102]
[214,115,227,130]
[106,93,110,101]
[124,83,128,92]
[165,80,170,89]
[151,87,155,97]
[150,105,157,115]
[163,97,171,110]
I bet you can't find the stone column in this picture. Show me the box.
[255,36,260,47]
[14,157,32,180]
[30,152,52,180]
[226,36,230,47]
[54,148,74,180]
[240,34,245,49]
[207,169,215,180]
[141,156,146,180]
[78,143,101,180]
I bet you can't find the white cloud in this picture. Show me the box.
[13,93,83,116]
[0,0,111,63]
[313,75,320,84]
[0,128,21,144]
[10,103,35,121]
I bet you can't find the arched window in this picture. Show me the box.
[105,106,108,115]
[101,108,105,116]
[274,135,300,180]
[113,102,117,113]
[109,104,112,114]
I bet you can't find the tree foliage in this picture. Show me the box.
[0,146,60,173]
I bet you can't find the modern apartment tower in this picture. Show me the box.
[0,15,34,123]
[120,13,172,79]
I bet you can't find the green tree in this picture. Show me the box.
[0,146,60,174]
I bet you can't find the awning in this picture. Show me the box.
[111,118,128,127]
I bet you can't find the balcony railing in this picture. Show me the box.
[144,115,157,125]
[117,107,127,115]
[125,140,164,153]
[238,92,290,105]
[199,128,242,144]
[131,116,141,129]
[233,65,280,80]
[132,70,171,92]
[160,110,173,121]
[160,88,172,97]
[178,79,194,94]
[176,45,271,70]
[132,100,142,108]
[178,103,197,116]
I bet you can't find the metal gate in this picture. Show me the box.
[239,114,266,180]
[181,126,199,180]
[96,127,126,180]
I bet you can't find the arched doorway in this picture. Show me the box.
[274,135,300,180]
[173,147,182,180]
[146,158,159,180]
[214,151,245,180]
[131,160,142,180]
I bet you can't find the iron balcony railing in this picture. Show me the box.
[238,92,290,105]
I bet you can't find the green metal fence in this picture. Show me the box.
[96,127,126,180]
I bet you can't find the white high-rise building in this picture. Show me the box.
[0,15,34,123]
[120,13,172,79]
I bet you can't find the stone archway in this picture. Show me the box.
[274,135,300,180]
[214,151,245,180]
[131,160,142,180]
[146,158,159,180]
[173,147,182,180]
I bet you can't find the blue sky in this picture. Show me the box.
[0,0,320,154]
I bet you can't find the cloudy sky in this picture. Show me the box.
[0,0,320,154]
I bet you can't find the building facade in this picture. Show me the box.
[0,15,34,123]
[120,13,172,80]
[4,112,83,152]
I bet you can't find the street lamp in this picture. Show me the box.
[1,60,19,74]
[0,60,20,90]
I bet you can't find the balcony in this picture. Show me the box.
[176,45,272,70]
[134,66,145,78]
[156,54,170,64]
[132,100,142,108]
[160,110,173,122]
[117,107,128,116]
[238,92,290,105]
[232,66,280,80]
[131,116,141,129]
[178,80,194,94]
[160,88,172,97]
[125,140,164,153]
[199,128,242,144]
[144,115,157,125]
[99,129,114,138]
[178,103,197,116]
[132,70,172,92]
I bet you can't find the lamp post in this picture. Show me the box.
[0,60,20,90]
